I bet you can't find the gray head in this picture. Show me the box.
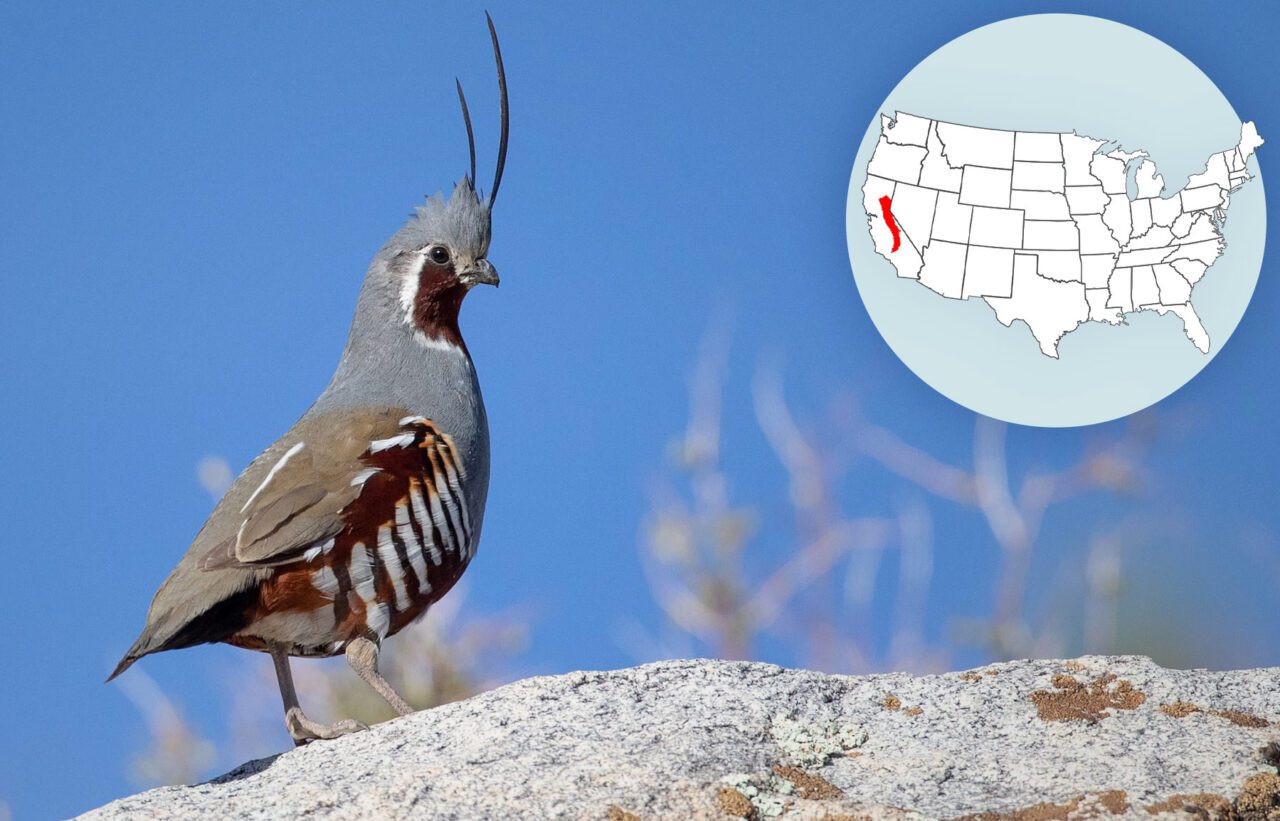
[345,13,509,356]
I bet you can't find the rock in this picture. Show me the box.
[79,656,1280,820]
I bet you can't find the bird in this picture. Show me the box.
[109,14,510,746]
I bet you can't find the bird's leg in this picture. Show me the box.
[345,635,414,716]
[269,644,367,746]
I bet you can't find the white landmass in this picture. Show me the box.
[864,113,1263,357]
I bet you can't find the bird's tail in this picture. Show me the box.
[106,654,137,682]
[105,584,259,683]
[106,633,155,682]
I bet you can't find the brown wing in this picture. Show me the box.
[197,407,409,570]
[110,405,482,679]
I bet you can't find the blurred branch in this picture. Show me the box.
[1084,530,1124,653]
[889,497,935,669]
[749,518,891,633]
[751,361,896,670]
[117,669,215,787]
[644,320,1160,670]
[856,425,976,504]
[850,412,1154,658]
[641,324,941,673]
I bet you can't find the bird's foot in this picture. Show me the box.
[284,707,367,746]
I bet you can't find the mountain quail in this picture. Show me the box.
[109,15,510,745]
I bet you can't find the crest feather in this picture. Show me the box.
[385,179,491,259]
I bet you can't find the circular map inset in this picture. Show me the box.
[846,14,1265,427]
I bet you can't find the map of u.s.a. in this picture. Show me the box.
[862,112,1263,357]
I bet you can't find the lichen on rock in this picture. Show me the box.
[768,713,868,767]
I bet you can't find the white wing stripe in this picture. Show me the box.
[432,477,467,559]
[376,525,409,611]
[350,468,380,488]
[242,442,305,513]
[423,482,458,559]
[311,565,340,597]
[394,503,431,593]
[301,538,335,563]
[366,601,390,638]
[409,484,443,565]
[369,433,416,453]
[348,542,389,638]
[436,461,472,553]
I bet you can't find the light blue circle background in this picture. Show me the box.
[845,14,1266,428]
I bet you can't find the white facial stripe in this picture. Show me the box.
[398,250,426,319]
[397,248,473,354]
[242,442,305,513]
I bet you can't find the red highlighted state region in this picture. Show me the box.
[878,195,901,253]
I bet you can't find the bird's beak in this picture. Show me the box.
[460,259,500,288]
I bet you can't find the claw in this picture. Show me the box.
[285,707,368,746]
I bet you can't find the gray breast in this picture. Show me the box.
[313,331,491,553]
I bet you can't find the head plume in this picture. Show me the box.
[381,13,508,260]
[453,11,509,209]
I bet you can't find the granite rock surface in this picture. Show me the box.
[79,656,1280,819]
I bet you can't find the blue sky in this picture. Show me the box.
[2,2,1278,818]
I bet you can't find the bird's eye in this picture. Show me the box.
[427,245,451,265]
